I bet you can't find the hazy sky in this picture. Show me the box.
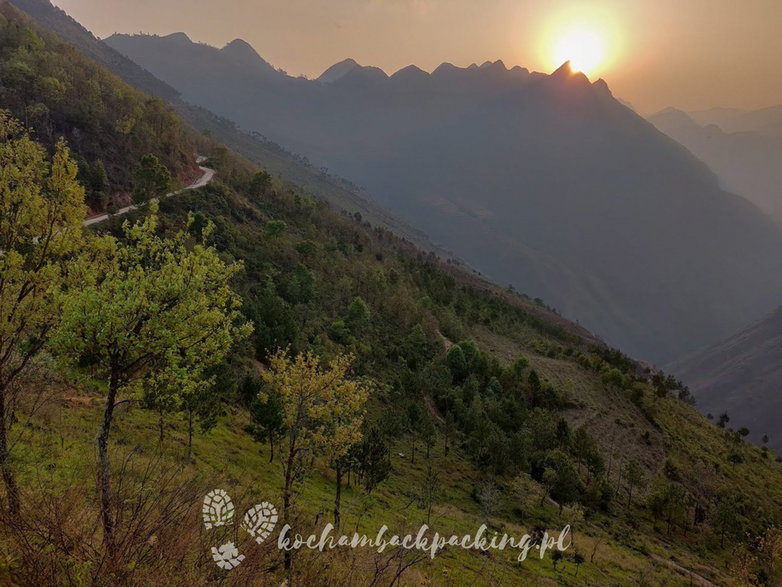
[52,0,782,114]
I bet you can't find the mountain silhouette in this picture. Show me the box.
[651,107,782,224]
[99,34,782,362]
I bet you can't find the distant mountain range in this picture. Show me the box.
[650,107,782,225]
[671,307,782,451]
[688,105,782,138]
[5,0,437,249]
[103,32,782,363]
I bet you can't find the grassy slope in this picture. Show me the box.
[16,374,718,586]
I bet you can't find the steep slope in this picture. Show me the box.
[6,0,436,251]
[105,33,782,363]
[651,108,782,225]
[0,3,198,210]
[5,0,180,100]
[2,3,782,585]
[671,307,782,451]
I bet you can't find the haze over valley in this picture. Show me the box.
[107,32,782,364]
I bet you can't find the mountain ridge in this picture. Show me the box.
[650,107,782,225]
[104,31,782,363]
[670,306,782,451]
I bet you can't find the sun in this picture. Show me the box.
[552,28,605,76]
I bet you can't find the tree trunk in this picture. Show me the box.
[334,464,343,529]
[98,367,120,557]
[283,442,296,571]
[158,413,164,444]
[0,388,20,518]
[185,409,193,461]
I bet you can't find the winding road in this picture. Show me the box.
[84,158,215,227]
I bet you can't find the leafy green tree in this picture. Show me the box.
[419,414,437,459]
[356,426,391,493]
[511,356,529,378]
[87,159,109,210]
[50,207,250,555]
[556,419,572,448]
[346,296,370,330]
[602,368,625,388]
[713,493,749,548]
[622,459,646,508]
[265,220,287,238]
[282,264,315,304]
[0,114,86,515]
[447,345,468,382]
[551,458,583,513]
[249,392,287,462]
[249,170,272,198]
[648,480,689,534]
[133,153,171,203]
[261,350,369,556]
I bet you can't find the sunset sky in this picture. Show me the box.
[52,0,782,114]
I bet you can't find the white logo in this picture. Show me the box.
[202,489,571,571]
[242,502,279,544]
[203,489,279,569]
[211,541,245,570]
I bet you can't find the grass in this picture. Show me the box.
[2,371,750,586]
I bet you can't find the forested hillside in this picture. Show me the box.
[0,2,197,211]
[1,2,781,585]
[6,0,436,251]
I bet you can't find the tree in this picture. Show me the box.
[133,153,171,203]
[261,350,369,563]
[249,170,272,198]
[419,414,437,460]
[541,467,557,505]
[718,412,730,429]
[551,458,582,514]
[355,426,391,493]
[50,207,250,555]
[265,220,287,238]
[446,345,468,382]
[346,297,370,330]
[444,411,456,456]
[419,463,441,524]
[622,459,646,508]
[0,114,86,516]
[573,552,585,576]
[556,419,572,448]
[181,378,223,461]
[602,368,625,389]
[249,393,287,463]
[648,480,688,534]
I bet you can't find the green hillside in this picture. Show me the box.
[0,2,197,211]
[1,2,781,585]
